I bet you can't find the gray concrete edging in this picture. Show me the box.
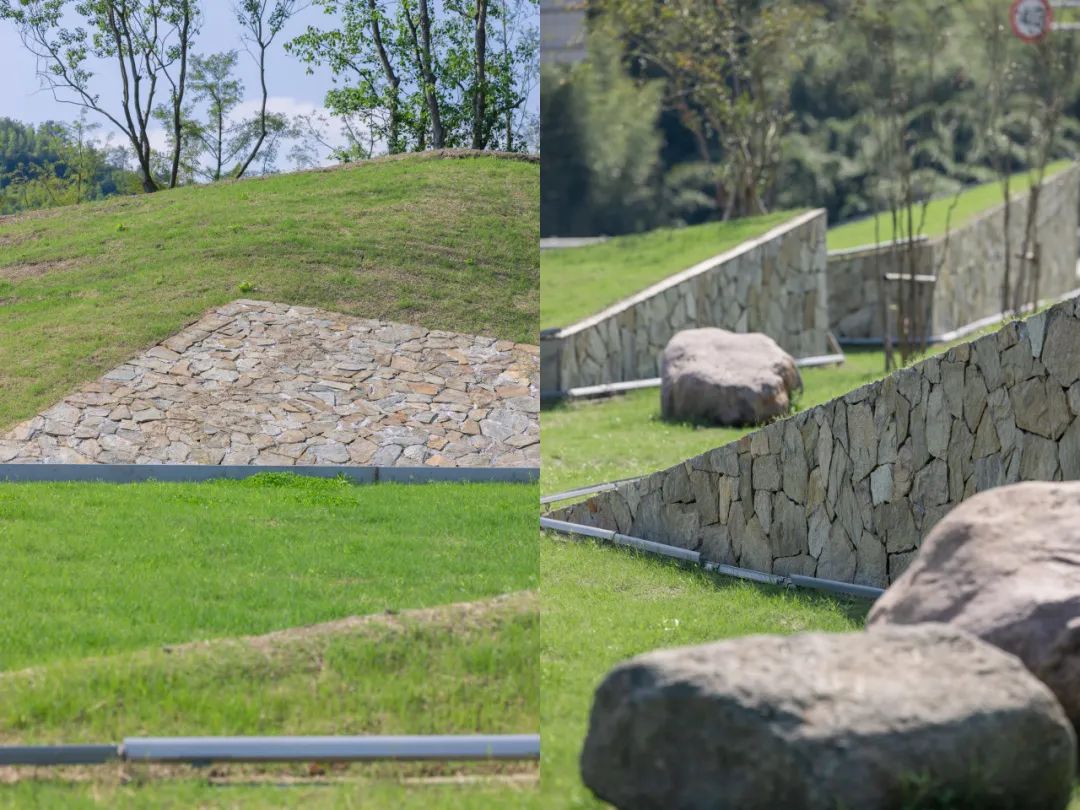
[0,464,539,484]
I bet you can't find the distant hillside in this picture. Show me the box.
[0,151,539,430]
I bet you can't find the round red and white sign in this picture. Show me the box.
[1011,0,1053,43]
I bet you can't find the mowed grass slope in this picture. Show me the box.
[0,475,537,670]
[540,210,799,330]
[0,153,539,431]
[0,593,539,807]
[827,159,1074,250]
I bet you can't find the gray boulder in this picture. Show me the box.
[580,624,1076,810]
[660,329,801,426]
[868,481,1080,736]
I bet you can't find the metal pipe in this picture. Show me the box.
[121,734,541,763]
[789,574,885,600]
[703,562,788,587]
[543,517,883,600]
[540,517,701,563]
[540,476,643,505]
[0,735,541,767]
[0,745,119,766]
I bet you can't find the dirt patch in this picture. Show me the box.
[0,258,79,282]
[0,760,539,787]
[0,230,41,249]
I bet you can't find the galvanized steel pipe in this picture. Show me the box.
[542,516,884,600]
[0,735,540,767]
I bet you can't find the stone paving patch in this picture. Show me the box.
[0,300,539,467]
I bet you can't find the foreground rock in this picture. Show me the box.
[580,625,1076,810]
[660,329,801,426]
[868,481,1080,735]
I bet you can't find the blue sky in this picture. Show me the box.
[0,2,538,165]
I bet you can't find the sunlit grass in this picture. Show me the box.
[0,154,539,431]
[540,210,800,330]
[826,159,1074,250]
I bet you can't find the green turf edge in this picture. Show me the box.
[826,160,1075,251]
[540,210,804,330]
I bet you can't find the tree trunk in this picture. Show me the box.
[471,0,488,149]
[169,1,193,188]
[416,0,444,147]
[235,42,269,179]
[366,0,403,153]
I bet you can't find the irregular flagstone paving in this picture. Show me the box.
[0,300,539,467]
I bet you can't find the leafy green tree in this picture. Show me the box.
[0,116,140,213]
[595,0,819,219]
[0,0,200,192]
[233,0,302,178]
[540,29,663,236]
[185,51,247,180]
[288,0,536,154]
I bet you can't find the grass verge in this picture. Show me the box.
[0,593,539,809]
[826,159,1074,251]
[0,778,541,810]
[0,592,537,742]
[539,536,868,807]
[0,153,539,431]
[0,475,537,670]
[539,210,799,330]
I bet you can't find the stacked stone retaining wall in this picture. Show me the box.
[552,294,1080,588]
[541,210,829,394]
[828,165,1080,341]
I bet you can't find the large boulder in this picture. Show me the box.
[867,481,1080,736]
[580,625,1076,810]
[660,329,801,426]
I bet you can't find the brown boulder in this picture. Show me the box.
[868,481,1080,736]
[580,624,1076,810]
[660,329,801,426]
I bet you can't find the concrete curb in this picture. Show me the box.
[0,464,539,484]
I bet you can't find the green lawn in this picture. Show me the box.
[541,349,892,496]
[0,592,536,743]
[540,210,799,330]
[539,537,869,808]
[826,159,1075,251]
[0,153,539,432]
[0,593,539,808]
[539,538,1080,809]
[0,475,537,670]
[0,475,539,806]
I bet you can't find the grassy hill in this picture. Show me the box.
[827,160,1075,251]
[0,151,538,431]
[540,210,799,330]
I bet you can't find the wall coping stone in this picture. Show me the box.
[549,209,826,339]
